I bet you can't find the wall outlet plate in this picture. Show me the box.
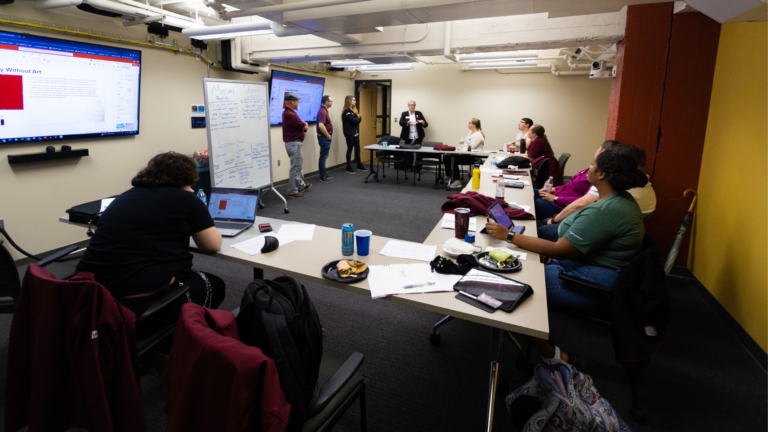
[278,160,281,166]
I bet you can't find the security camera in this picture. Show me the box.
[589,60,613,79]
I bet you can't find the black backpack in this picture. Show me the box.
[497,156,531,169]
[378,135,401,145]
[236,276,323,428]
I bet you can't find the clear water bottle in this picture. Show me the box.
[459,137,465,148]
[495,180,505,200]
[196,189,207,206]
[542,176,554,193]
[491,157,497,168]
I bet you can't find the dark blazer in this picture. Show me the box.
[341,108,362,137]
[398,110,428,140]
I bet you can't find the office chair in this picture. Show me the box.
[377,152,408,184]
[414,142,444,189]
[558,153,571,180]
[523,235,668,424]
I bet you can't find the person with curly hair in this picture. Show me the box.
[76,151,225,333]
[484,149,648,367]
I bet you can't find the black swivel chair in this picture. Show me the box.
[558,153,571,180]
[377,152,408,184]
[414,141,444,189]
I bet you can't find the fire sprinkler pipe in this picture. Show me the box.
[444,21,456,62]
[35,0,82,10]
[225,0,371,19]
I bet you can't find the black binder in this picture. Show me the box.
[66,197,115,225]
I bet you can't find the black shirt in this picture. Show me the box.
[76,187,215,298]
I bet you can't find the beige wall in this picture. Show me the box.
[0,3,353,259]
[366,64,612,176]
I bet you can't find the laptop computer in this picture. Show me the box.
[207,188,259,237]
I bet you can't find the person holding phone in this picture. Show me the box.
[484,149,648,367]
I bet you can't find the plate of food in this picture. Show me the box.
[321,260,369,283]
[442,238,482,257]
[476,249,523,273]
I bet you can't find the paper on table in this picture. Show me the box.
[379,240,437,262]
[278,223,315,241]
[502,174,522,180]
[440,214,477,232]
[522,180,531,186]
[367,263,462,299]
[485,246,527,261]
[509,202,532,213]
[231,233,294,255]
[100,198,115,213]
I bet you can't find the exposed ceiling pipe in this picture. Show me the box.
[74,0,201,28]
[35,0,82,10]
[224,0,371,19]
[109,0,199,22]
[270,22,316,37]
[443,21,456,62]
[232,37,269,73]
[550,64,589,76]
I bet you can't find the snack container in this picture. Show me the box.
[342,223,354,256]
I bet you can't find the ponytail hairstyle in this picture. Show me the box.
[470,118,485,138]
[595,149,649,192]
[341,95,359,119]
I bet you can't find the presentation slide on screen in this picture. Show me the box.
[0,31,140,143]
[208,192,258,220]
[268,71,325,126]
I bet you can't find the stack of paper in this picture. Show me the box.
[367,263,462,299]
[379,240,437,262]
[440,214,477,232]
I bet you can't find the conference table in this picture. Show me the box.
[59,156,547,431]
[362,143,502,190]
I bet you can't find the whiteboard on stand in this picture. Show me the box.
[203,78,272,190]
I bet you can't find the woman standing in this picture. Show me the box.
[444,118,485,189]
[398,100,429,172]
[341,95,364,174]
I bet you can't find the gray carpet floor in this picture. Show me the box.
[2,164,766,431]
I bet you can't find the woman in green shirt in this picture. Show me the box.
[485,147,648,366]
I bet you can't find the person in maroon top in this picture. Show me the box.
[282,92,312,198]
[524,124,555,160]
[316,95,334,184]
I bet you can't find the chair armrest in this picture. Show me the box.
[306,352,365,418]
[135,283,190,327]
[558,273,612,293]
[37,245,79,268]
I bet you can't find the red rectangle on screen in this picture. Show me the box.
[0,75,24,110]
[218,200,228,210]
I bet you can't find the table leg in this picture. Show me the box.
[364,149,378,183]
[485,327,502,432]
[412,152,417,186]
[447,155,455,191]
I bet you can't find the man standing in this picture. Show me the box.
[316,95,334,184]
[282,93,311,198]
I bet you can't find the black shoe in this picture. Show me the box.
[357,166,366,171]
[346,168,356,174]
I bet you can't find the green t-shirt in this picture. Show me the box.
[557,191,645,270]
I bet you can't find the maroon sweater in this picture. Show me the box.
[527,135,555,160]
[282,107,306,142]
[164,304,291,432]
[6,265,145,432]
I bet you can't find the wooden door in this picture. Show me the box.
[358,83,378,162]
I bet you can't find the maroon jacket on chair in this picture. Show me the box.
[5,265,145,432]
[163,304,291,432]
[441,191,535,219]
[532,155,563,187]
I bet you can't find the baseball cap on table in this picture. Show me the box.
[284,92,301,101]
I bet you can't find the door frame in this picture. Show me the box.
[354,79,392,139]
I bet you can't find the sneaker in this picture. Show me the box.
[300,183,312,192]
[346,168,356,174]
[448,182,463,189]
[326,176,334,180]
[287,192,306,198]
[319,179,331,184]
[357,166,367,171]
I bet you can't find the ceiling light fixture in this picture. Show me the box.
[357,64,413,73]
[466,61,543,70]
[330,59,375,67]
[182,22,274,40]
[457,50,540,63]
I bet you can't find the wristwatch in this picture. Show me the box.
[506,232,515,243]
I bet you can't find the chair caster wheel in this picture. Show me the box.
[259,203,265,209]
[429,332,441,346]
[284,208,290,214]
[629,407,648,424]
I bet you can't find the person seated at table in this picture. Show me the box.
[533,140,620,221]
[484,150,648,366]
[76,151,226,333]
[444,118,485,189]
[505,117,533,151]
[523,124,554,160]
[540,143,657,240]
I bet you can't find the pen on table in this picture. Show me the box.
[458,290,477,300]
[402,282,436,289]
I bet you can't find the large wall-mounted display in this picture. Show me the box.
[0,30,141,144]
[268,70,325,126]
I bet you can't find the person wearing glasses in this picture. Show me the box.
[398,100,429,172]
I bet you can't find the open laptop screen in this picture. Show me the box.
[208,188,259,222]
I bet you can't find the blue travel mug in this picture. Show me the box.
[355,230,372,256]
